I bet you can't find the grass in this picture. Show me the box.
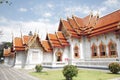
[30,69,120,80]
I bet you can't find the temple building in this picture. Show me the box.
[3,10,120,69]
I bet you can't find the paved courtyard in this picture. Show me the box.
[0,64,40,80]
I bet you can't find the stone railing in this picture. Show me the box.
[73,61,119,68]
[42,62,68,68]
[55,62,67,65]
[42,62,52,66]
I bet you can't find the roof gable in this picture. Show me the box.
[47,33,62,48]
[41,40,53,52]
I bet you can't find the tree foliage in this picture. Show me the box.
[108,62,120,74]
[63,65,78,80]
[35,64,43,72]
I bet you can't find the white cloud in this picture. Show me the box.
[64,6,90,17]
[19,8,28,12]
[0,17,58,42]
[30,3,54,18]
[43,12,52,17]
[47,3,54,8]
[0,17,8,23]
[104,0,119,6]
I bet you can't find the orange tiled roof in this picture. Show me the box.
[14,37,23,47]
[13,34,42,51]
[73,15,84,27]
[13,37,25,51]
[89,10,120,37]
[3,48,11,56]
[67,18,81,34]
[47,33,62,48]
[23,35,32,45]
[41,40,53,52]
[56,31,69,46]
[61,20,80,38]
[96,10,120,28]
[58,10,120,37]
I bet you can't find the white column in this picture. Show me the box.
[80,37,85,60]
[52,49,56,67]
[68,38,74,65]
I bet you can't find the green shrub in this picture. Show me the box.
[35,64,43,72]
[63,65,78,80]
[108,62,120,74]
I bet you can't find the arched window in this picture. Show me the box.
[108,40,117,57]
[99,41,106,57]
[56,51,62,61]
[74,45,80,58]
[91,43,98,58]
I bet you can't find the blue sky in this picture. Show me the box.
[0,0,120,42]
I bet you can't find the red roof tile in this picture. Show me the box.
[56,31,69,46]
[47,33,62,48]
[96,10,120,28]
[73,15,84,27]
[41,40,53,52]
[58,10,120,37]
[23,35,32,44]
[14,37,23,47]
[3,48,11,56]
[61,20,80,38]
[68,18,81,34]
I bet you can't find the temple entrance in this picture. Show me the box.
[56,51,62,61]
[74,45,80,58]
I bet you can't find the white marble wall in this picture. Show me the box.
[8,57,15,66]
[83,32,120,61]
[14,51,27,68]
[43,52,53,62]
[25,49,43,69]
[28,49,42,63]
[4,57,9,65]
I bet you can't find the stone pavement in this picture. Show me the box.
[0,64,40,80]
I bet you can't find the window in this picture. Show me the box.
[99,41,106,57]
[56,51,62,61]
[108,40,117,57]
[74,45,80,58]
[91,43,98,57]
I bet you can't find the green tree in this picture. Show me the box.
[108,62,120,74]
[63,65,78,80]
[35,64,43,72]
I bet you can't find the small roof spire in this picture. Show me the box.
[96,12,99,19]
[28,31,33,36]
[11,31,14,42]
[20,28,22,38]
[67,16,70,20]
[60,18,63,21]
[90,10,93,17]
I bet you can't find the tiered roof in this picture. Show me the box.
[58,9,120,37]
[90,10,120,37]
[56,31,69,46]
[13,34,41,51]
[13,37,25,51]
[41,40,53,52]
[22,35,32,45]
[41,31,69,52]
